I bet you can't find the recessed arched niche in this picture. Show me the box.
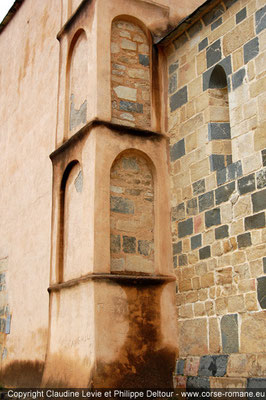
[67,29,88,135]
[110,17,152,130]
[208,64,232,171]
[110,150,155,274]
[58,161,84,282]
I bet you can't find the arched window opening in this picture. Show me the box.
[208,65,232,171]
[110,17,152,130]
[110,150,155,274]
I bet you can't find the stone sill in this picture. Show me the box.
[48,272,176,292]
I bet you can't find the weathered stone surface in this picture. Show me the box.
[191,234,202,250]
[237,174,255,195]
[193,179,205,196]
[232,68,246,91]
[209,154,225,171]
[172,203,185,222]
[138,240,152,256]
[199,191,214,212]
[217,161,243,186]
[114,86,137,101]
[121,39,136,51]
[252,189,266,213]
[179,254,188,266]
[211,17,222,31]
[247,378,266,389]
[176,359,185,375]
[187,376,210,389]
[178,218,193,238]
[199,38,208,52]
[69,97,87,131]
[257,277,266,309]
[184,357,200,376]
[173,241,182,255]
[257,168,266,189]
[223,17,255,56]
[169,73,177,94]
[198,355,228,377]
[170,86,188,112]
[215,225,229,239]
[224,0,237,9]
[173,33,188,50]
[255,5,266,34]
[179,319,208,356]
[263,257,266,273]
[244,37,259,64]
[205,208,221,228]
[110,196,134,214]
[170,139,185,162]
[241,312,266,353]
[173,375,187,389]
[262,149,266,167]
[245,212,265,230]
[188,20,202,38]
[202,4,224,26]
[215,182,235,205]
[169,60,179,75]
[122,236,136,253]
[236,7,247,24]
[119,101,143,113]
[138,54,149,67]
[199,246,211,260]
[110,234,121,253]
[203,56,232,91]
[206,39,222,69]
[221,314,239,353]
[237,232,252,248]
[187,198,198,216]
[111,258,125,271]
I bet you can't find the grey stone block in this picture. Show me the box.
[263,257,266,273]
[215,181,235,205]
[193,179,205,195]
[198,37,208,52]
[236,7,247,24]
[244,37,259,64]
[188,20,202,38]
[138,54,149,67]
[172,202,185,222]
[203,56,232,91]
[123,236,136,254]
[138,240,152,256]
[237,232,252,248]
[119,101,143,113]
[217,161,243,186]
[237,173,255,195]
[255,5,266,34]
[221,314,239,353]
[257,277,266,309]
[169,73,177,94]
[205,208,221,228]
[176,359,185,375]
[208,123,231,140]
[256,168,266,189]
[187,376,210,389]
[170,138,185,162]
[191,234,202,250]
[215,225,229,240]
[198,355,228,377]
[232,68,246,90]
[110,234,121,253]
[186,198,198,216]
[173,241,182,255]
[209,154,225,171]
[199,191,214,212]
[122,157,139,171]
[252,189,266,213]
[224,0,237,9]
[199,246,211,260]
[173,256,177,268]
[247,378,266,389]
[74,171,83,193]
[179,254,188,266]
[202,4,224,26]
[211,17,222,31]
[110,196,134,214]
[5,315,11,334]
[69,96,87,131]
[169,60,179,75]
[178,218,193,238]
[206,39,222,68]
[0,318,6,334]
[170,86,188,112]
[262,149,266,167]
[245,212,266,230]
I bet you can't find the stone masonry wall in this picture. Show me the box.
[110,152,154,274]
[0,258,10,365]
[165,0,266,389]
[111,19,151,129]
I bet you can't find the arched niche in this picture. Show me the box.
[58,160,84,282]
[110,16,152,130]
[208,64,232,171]
[66,29,88,135]
[110,150,155,274]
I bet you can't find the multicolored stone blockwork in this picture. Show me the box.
[110,152,154,274]
[111,19,151,129]
[166,0,266,383]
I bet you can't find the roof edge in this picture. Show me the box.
[0,0,25,35]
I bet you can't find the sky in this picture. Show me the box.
[0,0,15,23]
